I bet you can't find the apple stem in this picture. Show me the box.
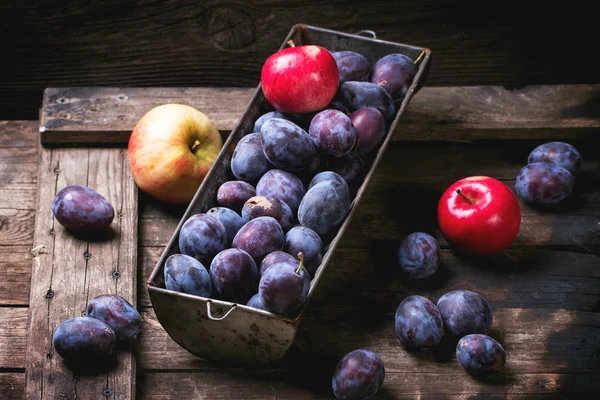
[414,50,426,65]
[295,252,304,275]
[190,139,201,152]
[287,40,296,48]
[456,188,475,205]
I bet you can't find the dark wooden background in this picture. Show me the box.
[1,0,598,120]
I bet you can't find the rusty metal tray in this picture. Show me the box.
[147,23,432,366]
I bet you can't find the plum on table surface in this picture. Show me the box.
[259,250,298,276]
[350,107,386,155]
[210,248,258,303]
[216,180,256,212]
[397,232,441,279]
[231,133,273,183]
[260,118,316,171]
[331,51,371,84]
[241,196,293,232]
[207,207,244,244]
[371,53,417,100]
[332,349,385,400]
[232,216,284,264]
[85,294,141,341]
[308,109,357,157]
[52,185,114,233]
[53,317,116,365]
[178,213,227,264]
[298,180,350,236]
[515,162,574,206]
[258,256,310,315]
[395,295,444,349]
[164,253,212,298]
[527,141,582,174]
[339,81,396,121]
[436,290,493,337]
[284,226,323,278]
[256,169,306,213]
[456,334,506,376]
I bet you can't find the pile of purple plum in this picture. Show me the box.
[164,49,420,322]
[394,290,506,376]
[53,294,142,366]
[515,141,582,206]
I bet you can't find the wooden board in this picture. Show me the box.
[1,82,600,399]
[39,85,600,145]
[2,0,599,120]
[24,143,138,399]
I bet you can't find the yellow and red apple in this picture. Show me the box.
[128,104,222,204]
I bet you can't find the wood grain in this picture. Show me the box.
[24,145,137,399]
[3,306,599,376]
[39,85,600,145]
[0,374,25,400]
[0,77,599,400]
[2,0,599,119]
[0,247,31,306]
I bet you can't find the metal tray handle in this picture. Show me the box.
[206,301,237,321]
[355,30,377,39]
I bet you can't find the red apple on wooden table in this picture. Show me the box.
[128,104,223,204]
[437,176,521,255]
[261,43,339,113]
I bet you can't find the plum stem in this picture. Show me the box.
[191,140,201,152]
[456,188,475,205]
[295,252,304,275]
[414,50,426,65]
[287,40,296,48]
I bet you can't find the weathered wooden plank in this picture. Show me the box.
[0,209,35,246]
[0,308,28,369]
[0,163,37,190]
[3,0,599,120]
[2,371,599,400]
[138,212,600,252]
[0,374,25,400]
[39,85,600,145]
[0,246,31,306]
[139,307,600,374]
[0,121,38,148]
[25,145,138,399]
[138,246,600,311]
[4,306,600,376]
[138,371,600,398]
[0,148,38,164]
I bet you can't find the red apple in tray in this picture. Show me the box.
[437,176,521,255]
[261,43,339,114]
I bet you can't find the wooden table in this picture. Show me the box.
[1,85,599,399]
